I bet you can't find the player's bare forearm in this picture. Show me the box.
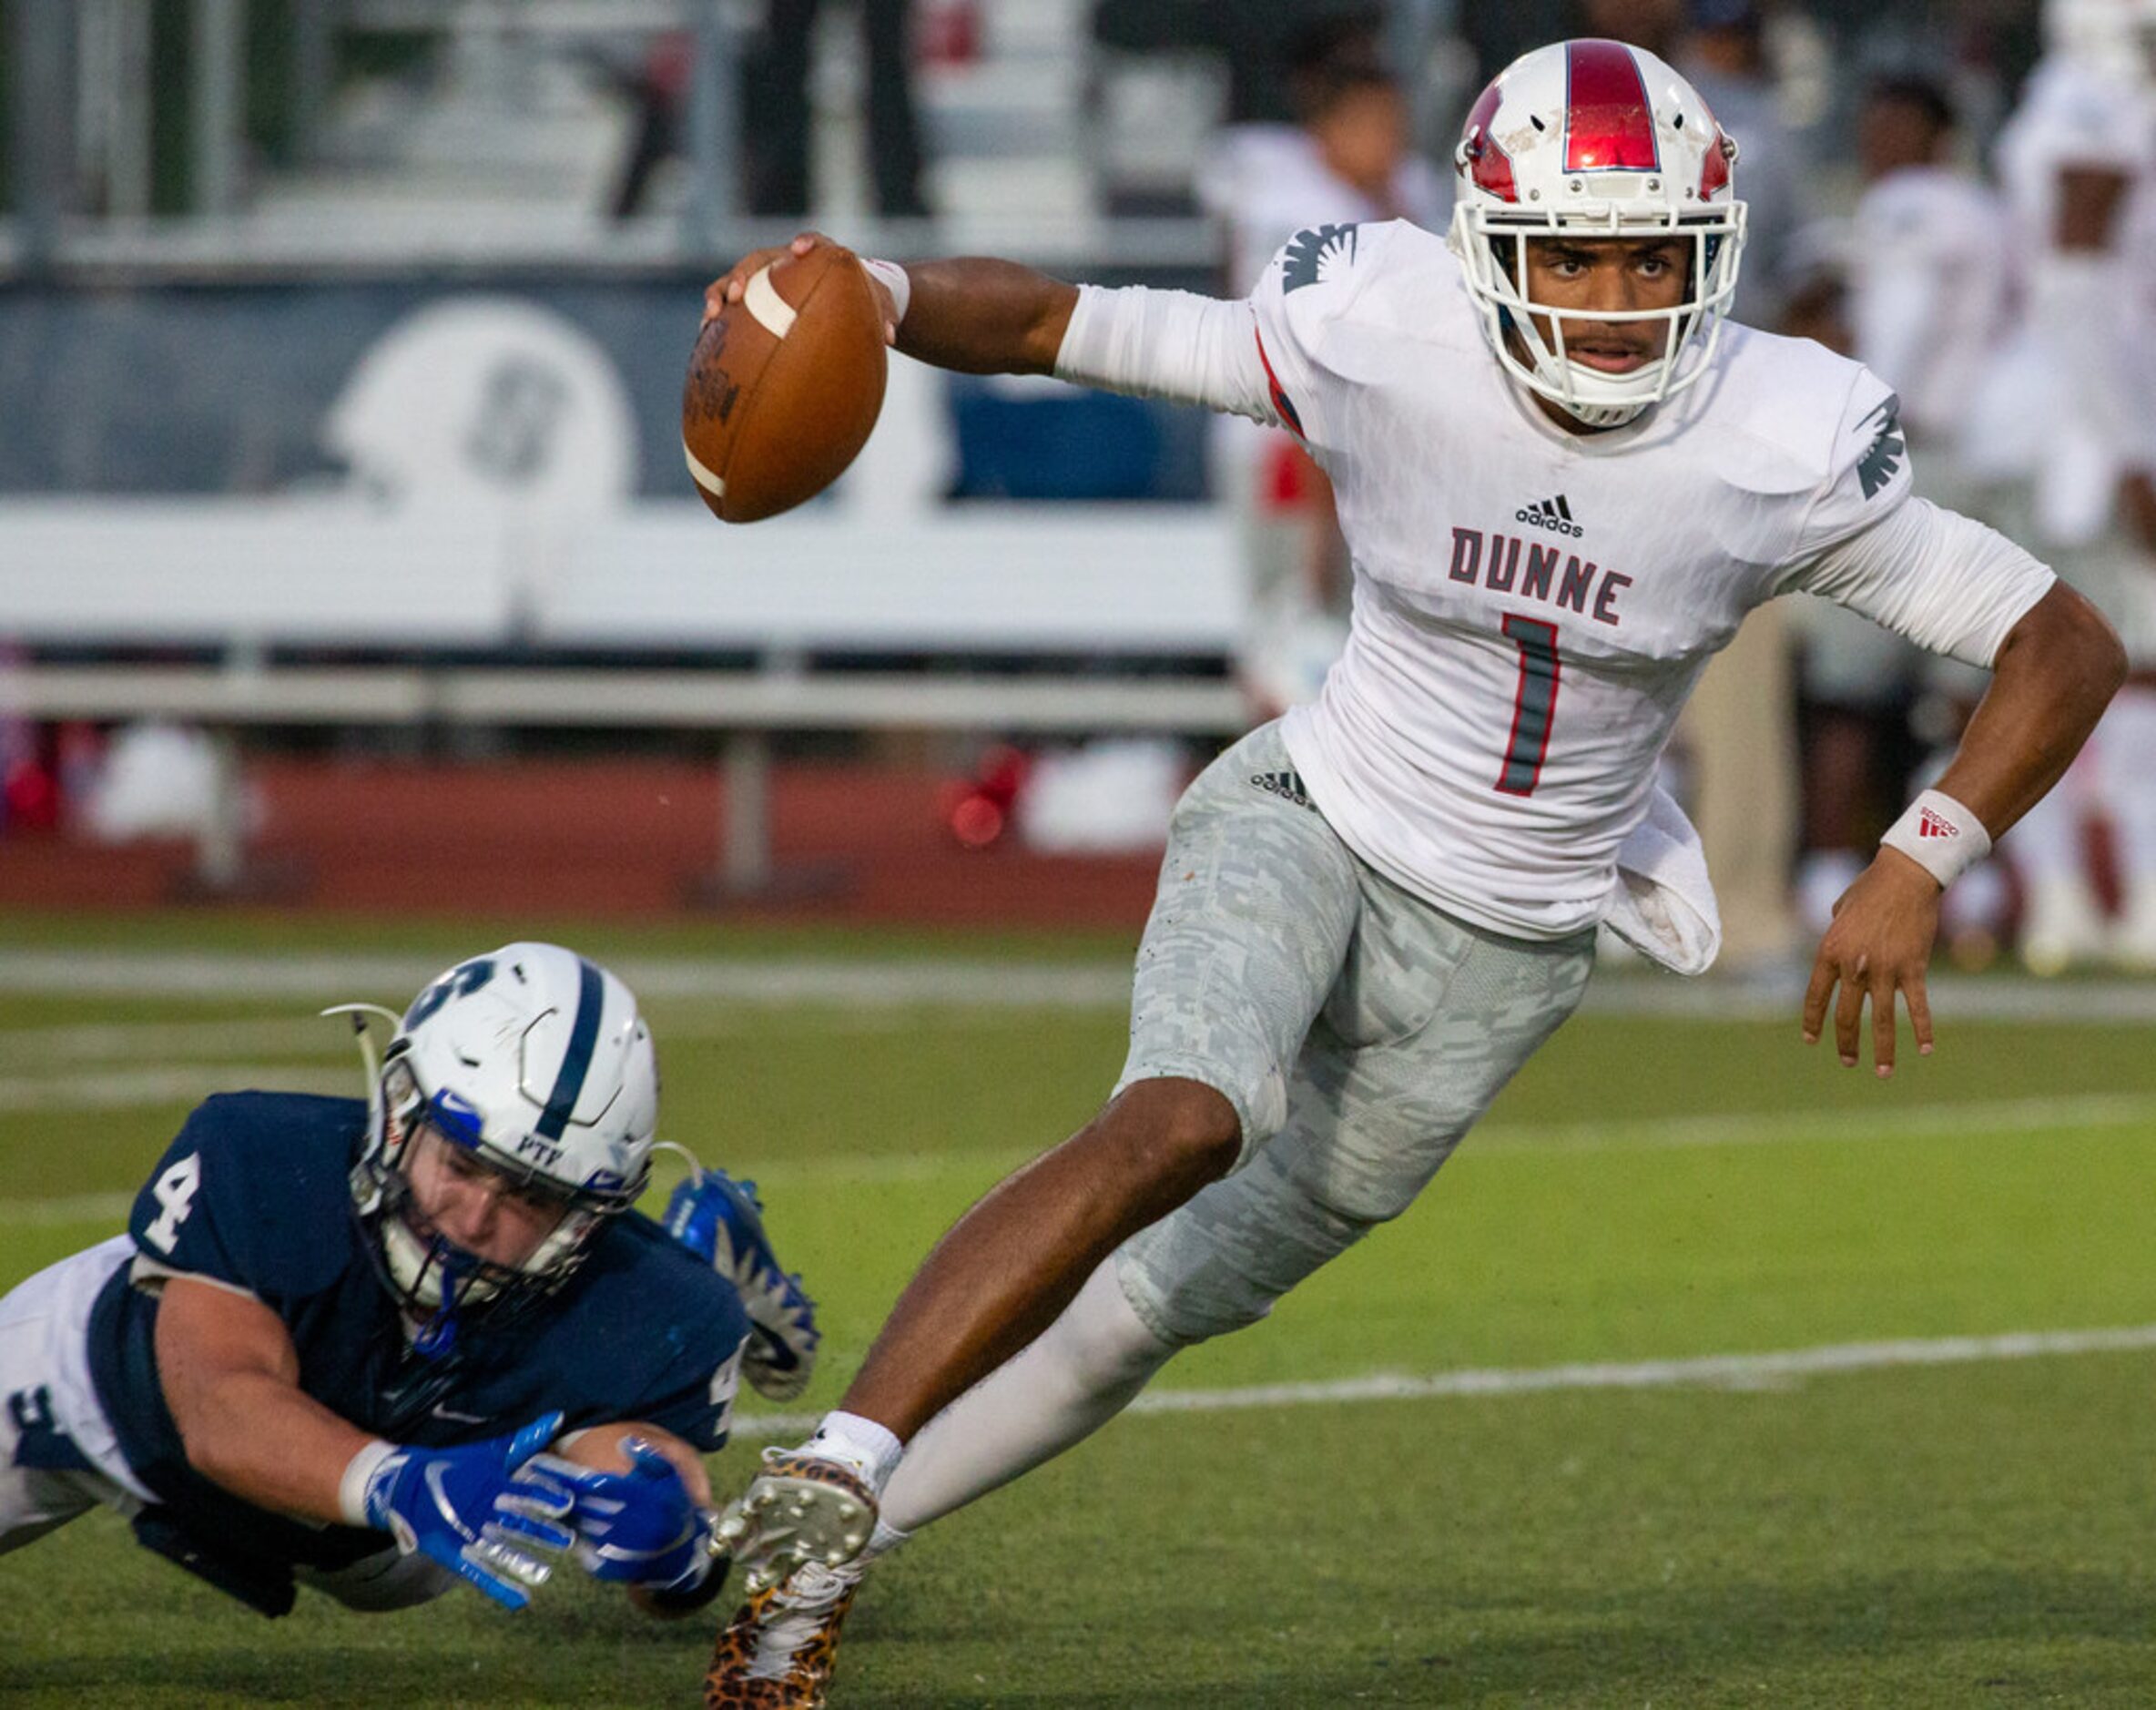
[154,1277,375,1523]
[1800,583,2123,1075]
[1929,582,2124,840]
[554,1419,713,1506]
[701,234,1075,376]
[892,258,1078,375]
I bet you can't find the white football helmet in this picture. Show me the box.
[1448,38,1746,427]
[338,943,658,1341]
[2047,0,2156,87]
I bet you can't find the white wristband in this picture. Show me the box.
[1879,789,1991,888]
[339,1438,401,1528]
[859,258,910,326]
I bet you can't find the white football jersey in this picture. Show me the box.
[1978,53,2156,535]
[1995,54,2156,263]
[1849,166,2010,440]
[1236,220,2037,940]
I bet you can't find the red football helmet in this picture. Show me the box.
[1448,38,1746,426]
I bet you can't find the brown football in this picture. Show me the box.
[681,244,889,523]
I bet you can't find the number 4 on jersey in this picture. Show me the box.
[141,1154,203,1255]
[1497,615,1561,797]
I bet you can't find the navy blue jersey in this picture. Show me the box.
[86,1092,749,1581]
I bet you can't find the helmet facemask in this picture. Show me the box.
[1449,205,1746,428]
[369,1053,614,1317]
[329,943,658,1355]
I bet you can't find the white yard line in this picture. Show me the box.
[2,949,2155,1022]
[0,1064,352,1111]
[734,1323,2156,1437]
[0,952,1132,1009]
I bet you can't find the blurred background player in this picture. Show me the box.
[1966,0,2156,970]
[1195,13,1450,718]
[0,943,818,1619]
[1789,73,2014,943]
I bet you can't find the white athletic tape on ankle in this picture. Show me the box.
[1880,789,1990,887]
[859,258,910,326]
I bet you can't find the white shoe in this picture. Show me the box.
[2019,877,2109,975]
[2108,883,2156,972]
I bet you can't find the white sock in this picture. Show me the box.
[880,1257,1177,1535]
[802,1410,904,1494]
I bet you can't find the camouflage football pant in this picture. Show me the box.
[1114,721,1595,1346]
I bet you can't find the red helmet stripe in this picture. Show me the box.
[1461,80,1518,203]
[1698,121,1732,198]
[1562,39,1659,173]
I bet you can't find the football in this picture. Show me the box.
[681,244,889,523]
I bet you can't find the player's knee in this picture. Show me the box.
[1098,1077,1242,1187]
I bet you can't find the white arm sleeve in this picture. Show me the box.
[1785,497,2056,669]
[1053,284,1274,425]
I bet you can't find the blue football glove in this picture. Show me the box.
[663,1168,820,1401]
[359,1411,575,1611]
[532,1440,717,1593]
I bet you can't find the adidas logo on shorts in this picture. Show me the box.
[1250,770,1313,809]
[1515,494,1582,537]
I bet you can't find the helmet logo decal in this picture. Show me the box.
[402,957,495,1031]
[1459,83,1517,202]
[1562,39,1660,173]
[534,958,605,1141]
[1698,123,1734,198]
[430,1087,484,1145]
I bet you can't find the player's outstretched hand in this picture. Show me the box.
[534,1439,719,1594]
[711,1448,878,1593]
[360,1411,575,1610]
[1800,850,1942,1078]
[700,232,900,345]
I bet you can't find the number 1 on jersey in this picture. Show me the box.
[1496,614,1561,797]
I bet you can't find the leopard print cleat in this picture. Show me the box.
[703,1557,867,1709]
[712,1450,877,1593]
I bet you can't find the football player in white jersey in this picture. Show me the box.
[1965,0,2156,970]
[696,38,2122,1706]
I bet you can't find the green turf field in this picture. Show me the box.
[3,916,2154,1706]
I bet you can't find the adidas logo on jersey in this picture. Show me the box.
[1917,808,1958,840]
[1515,495,1583,537]
[1250,770,1313,809]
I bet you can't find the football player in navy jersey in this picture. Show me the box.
[0,942,819,1623]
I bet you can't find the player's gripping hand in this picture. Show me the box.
[700,231,900,344]
[358,1412,575,1610]
[534,1440,719,1593]
[711,1447,878,1593]
[1800,850,1942,1078]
